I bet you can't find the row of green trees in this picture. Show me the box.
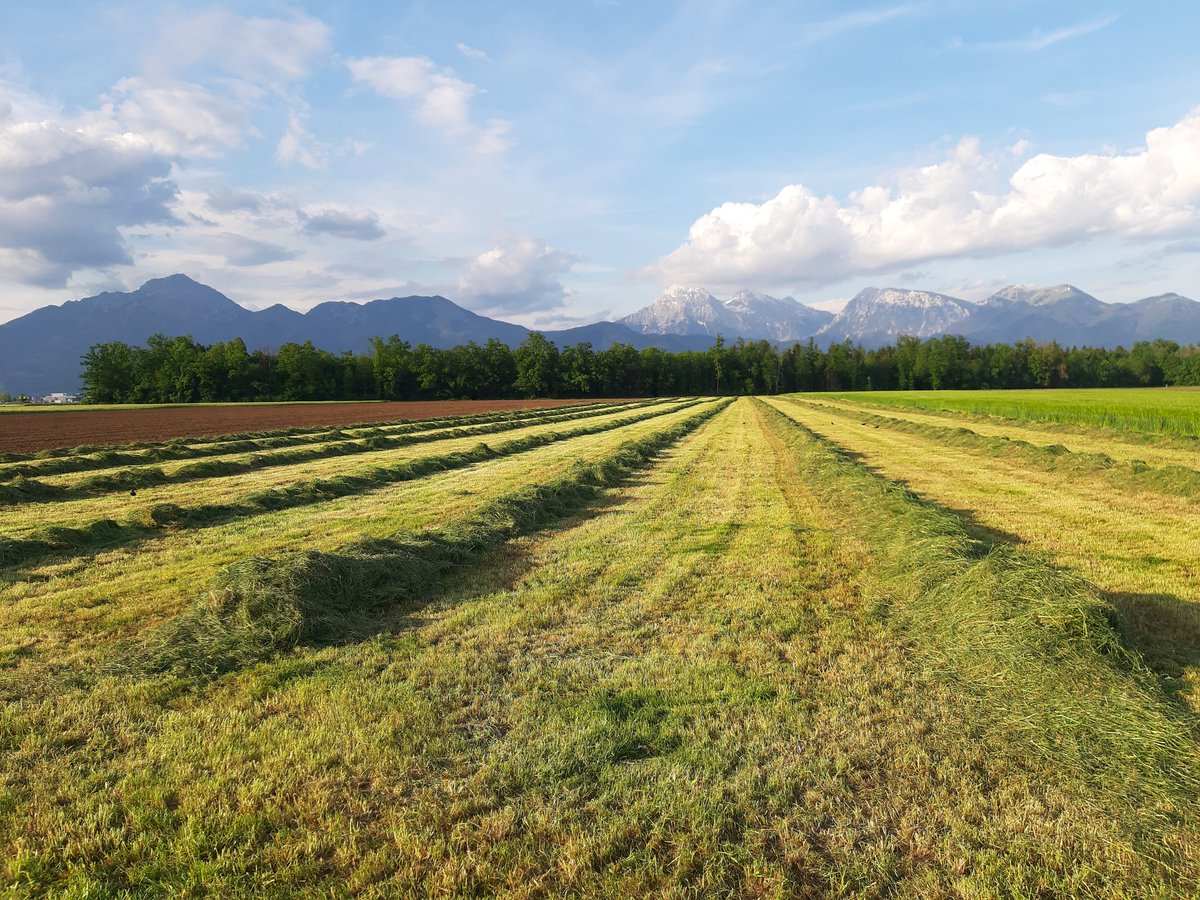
[79,332,1200,403]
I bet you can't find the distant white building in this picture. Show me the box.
[37,392,79,404]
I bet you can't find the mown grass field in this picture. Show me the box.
[3,390,1200,896]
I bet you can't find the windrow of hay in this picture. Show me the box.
[756,400,1200,814]
[0,400,666,505]
[0,400,703,570]
[132,400,730,676]
[0,399,638,479]
[788,396,1200,498]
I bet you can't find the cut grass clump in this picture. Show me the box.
[0,401,702,570]
[757,399,1199,802]
[133,401,730,676]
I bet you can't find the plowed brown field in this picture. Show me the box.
[0,399,597,454]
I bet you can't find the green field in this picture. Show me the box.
[833,386,1200,437]
[3,391,1200,896]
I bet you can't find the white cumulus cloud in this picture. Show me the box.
[646,108,1200,290]
[457,237,578,314]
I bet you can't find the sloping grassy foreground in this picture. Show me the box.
[3,398,1198,896]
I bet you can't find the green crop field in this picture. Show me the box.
[3,390,1200,896]
[832,386,1200,437]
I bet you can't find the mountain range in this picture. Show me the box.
[0,275,711,395]
[2,274,1199,394]
[623,283,1200,351]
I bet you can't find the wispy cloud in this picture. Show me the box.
[952,14,1118,53]
[456,42,488,61]
[796,5,924,47]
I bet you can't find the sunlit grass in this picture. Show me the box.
[829,387,1200,437]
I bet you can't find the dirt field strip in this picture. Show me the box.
[768,395,1200,710]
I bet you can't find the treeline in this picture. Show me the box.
[78,332,1200,403]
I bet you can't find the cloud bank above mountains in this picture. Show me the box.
[647,109,1200,292]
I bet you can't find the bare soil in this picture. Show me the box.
[0,399,600,454]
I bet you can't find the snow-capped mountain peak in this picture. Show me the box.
[816,287,975,344]
[620,286,832,340]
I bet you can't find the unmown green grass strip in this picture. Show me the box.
[0,400,634,478]
[0,400,667,506]
[757,399,1200,804]
[821,390,1200,446]
[0,401,705,571]
[787,396,1200,499]
[129,400,731,677]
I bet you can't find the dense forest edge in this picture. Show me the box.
[45,332,1200,404]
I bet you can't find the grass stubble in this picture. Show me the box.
[2,397,1199,895]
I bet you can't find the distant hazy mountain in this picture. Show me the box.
[815,288,975,345]
[5,274,1200,394]
[620,285,832,340]
[957,284,1200,347]
[0,275,711,394]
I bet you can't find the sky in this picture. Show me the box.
[0,0,1198,327]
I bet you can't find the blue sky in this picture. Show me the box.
[1,0,1198,326]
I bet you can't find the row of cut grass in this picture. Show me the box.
[0,400,631,479]
[789,396,1200,499]
[0,400,724,673]
[755,400,1199,850]
[769,395,1200,713]
[0,399,667,503]
[0,401,703,568]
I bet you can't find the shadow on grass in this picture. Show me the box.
[1107,591,1200,691]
